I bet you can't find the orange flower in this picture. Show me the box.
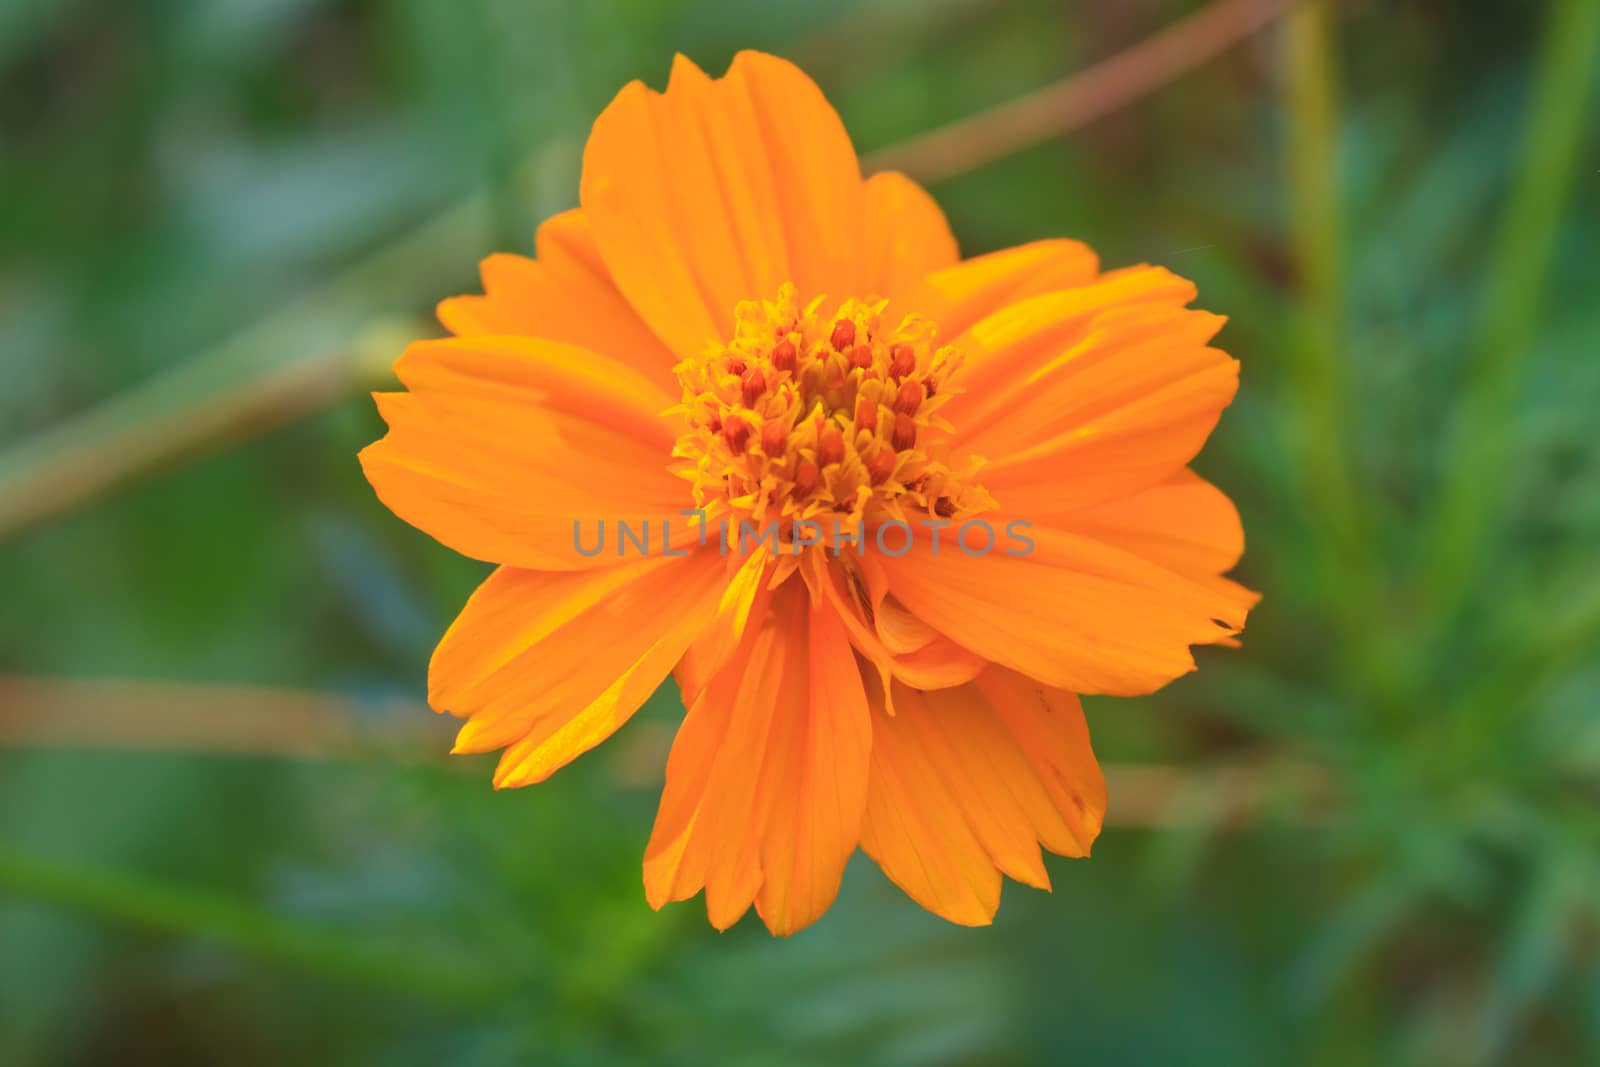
[360,51,1257,934]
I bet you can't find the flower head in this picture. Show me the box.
[360,51,1257,934]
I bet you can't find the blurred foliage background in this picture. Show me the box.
[2,0,1599,1063]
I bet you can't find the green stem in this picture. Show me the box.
[1283,0,1388,704]
[1424,0,1600,613]
[0,843,497,1009]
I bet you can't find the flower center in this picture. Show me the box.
[671,284,994,540]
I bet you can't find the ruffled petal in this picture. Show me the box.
[860,669,1105,925]
[946,267,1239,511]
[907,262,1255,671]
[967,669,1107,858]
[429,550,728,786]
[580,51,865,359]
[436,209,675,382]
[877,524,1250,696]
[1043,469,1260,641]
[358,335,693,569]
[644,585,871,934]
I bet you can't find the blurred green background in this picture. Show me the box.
[3,0,1598,1063]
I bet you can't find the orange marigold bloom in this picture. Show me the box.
[359,51,1258,934]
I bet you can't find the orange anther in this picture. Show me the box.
[891,413,917,451]
[867,448,896,485]
[889,344,916,378]
[761,418,788,454]
[818,426,846,466]
[854,397,878,433]
[772,339,797,372]
[830,319,856,351]
[723,417,752,453]
[849,343,873,369]
[793,458,819,495]
[893,379,924,415]
[741,368,766,407]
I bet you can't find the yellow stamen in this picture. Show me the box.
[671,283,995,539]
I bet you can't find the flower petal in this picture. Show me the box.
[947,268,1239,511]
[580,51,864,359]
[358,335,692,569]
[644,586,871,934]
[887,687,1050,889]
[860,170,959,309]
[917,238,1100,340]
[858,682,999,927]
[1051,468,1244,575]
[811,553,986,694]
[436,209,675,382]
[1050,470,1261,641]
[877,524,1249,696]
[681,544,774,704]
[429,550,727,786]
[755,594,873,935]
[860,669,1105,924]
[968,669,1106,858]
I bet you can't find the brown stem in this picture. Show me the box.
[863,0,1292,183]
[1,674,1331,828]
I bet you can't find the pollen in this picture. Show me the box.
[670,283,995,537]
